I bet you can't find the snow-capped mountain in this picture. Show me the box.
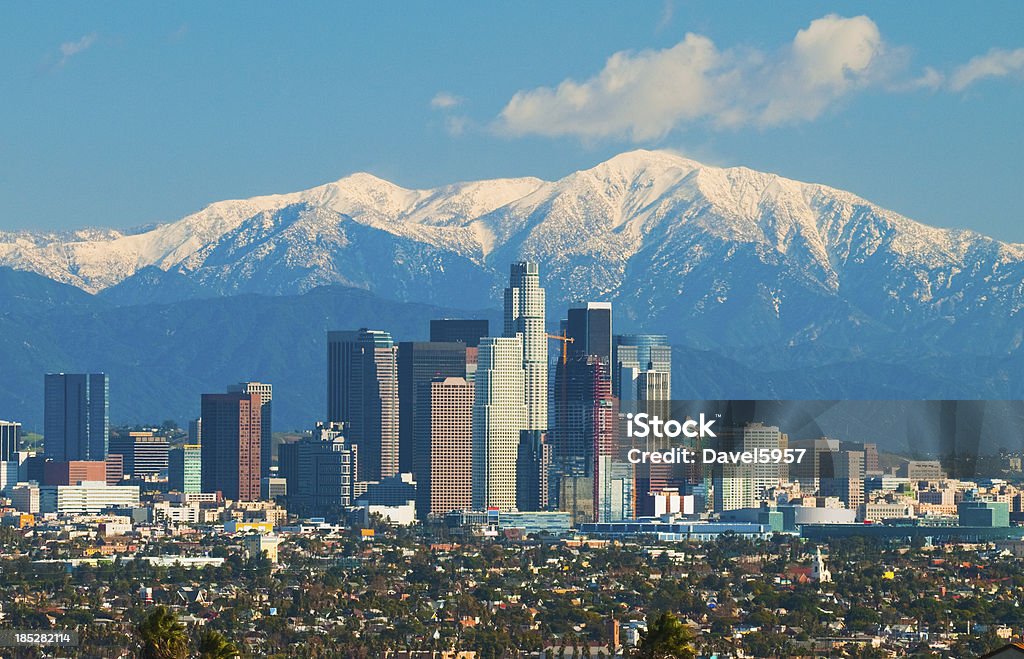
[2,150,1022,353]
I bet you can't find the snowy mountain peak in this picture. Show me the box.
[587,148,701,178]
[0,150,1020,350]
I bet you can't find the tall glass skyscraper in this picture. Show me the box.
[429,319,489,347]
[553,302,614,474]
[43,373,109,462]
[503,262,547,431]
[327,329,399,482]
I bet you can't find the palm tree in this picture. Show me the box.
[197,629,241,658]
[635,611,696,659]
[138,606,189,659]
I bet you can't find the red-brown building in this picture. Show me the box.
[416,377,474,519]
[43,460,107,486]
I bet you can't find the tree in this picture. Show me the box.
[138,606,189,659]
[846,605,880,633]
[197,629,241,659]
[635,611,696,659]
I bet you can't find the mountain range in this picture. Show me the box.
[1,150,1022,434]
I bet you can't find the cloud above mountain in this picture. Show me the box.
[495,14,1023,140]
[949,47,1024,91]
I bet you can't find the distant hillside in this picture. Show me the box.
[0,278,499,431]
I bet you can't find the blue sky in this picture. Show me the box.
[2,2,1023,241]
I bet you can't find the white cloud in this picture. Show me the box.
[496,15,889,140]
[486,14,1024,142]
[57,33,98,67]
[756,14,884,126]
[430,92,463,109]
[498,33,720,140]
[949,47,1024,91]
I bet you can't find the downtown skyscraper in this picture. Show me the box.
[43,373,109,462]
[429,319,489,347]
[327,329,399,482]
[553,303,614,476]
[417,376,474,519]
[712,423,787,512]
[169,443,201,494]
[472,336,527,511]
[397,342,467,474]
[503,262,547,431]
[200,392,262,502]
[227,382,273,478]
[566,302,613,366]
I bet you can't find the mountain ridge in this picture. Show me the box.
[3,149,1020,292]
[0,149,1021,358]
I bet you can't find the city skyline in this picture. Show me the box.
[3,4,1024,655]
[14,264,1024,456]
[1,262,1022,658]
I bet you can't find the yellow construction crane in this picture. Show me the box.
[546,333,575,365]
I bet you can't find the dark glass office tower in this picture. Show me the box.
[552,355,615,473]
[566,303,613,366]
[326,329,399,482]
[516,429,551,512]
[200,392,262,502]
[0,421,20,461]
[397,342,467,474]
[43,373,109,462]
[429,319,489,347]
[169,444,201,494]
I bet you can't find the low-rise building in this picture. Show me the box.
[225,520,274,534]
[356,473,417,526]
[39,481,140,515]
[959,500,1010,528]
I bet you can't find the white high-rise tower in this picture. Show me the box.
[503,262,547,430]
[472,336,527,511]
